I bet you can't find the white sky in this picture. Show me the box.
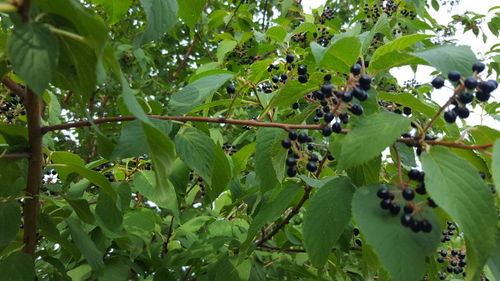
[304,0,499,128]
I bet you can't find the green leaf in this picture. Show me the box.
[0,159,28,197]
[58,164,116,199]
[266,26,287,42]
[175,128,231,199]
[338,111,410,169]
[95,192,123,231]
[91,0,133,25]
[0,200,20,248]
[310,42,326,65]
[268,72,322,109]
[8,22,59,94]
[248,59,275,84]
[352,184,441,281]
[177,0,205,30]
[320,36,361,73]
[487,232,500,281]
[232,142,256,175]
[66,199,95,224]
[138,0,178,44]
[0,252,35,281]
[346,155,381,186]
[217,39,237,62]
[412,45,477,77]
[303,177,355,267]
[66,218,105,271]
[493,140,500,187]
[369,34,431,70]
[51,151,85,181]
[421,146,497,281]
[123,208,158,242]
[255,128,284,191]
[168,73,234,115]
[393,142,417,168]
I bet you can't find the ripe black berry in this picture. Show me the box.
[427,198,438,208]
[323,74,332,81]
[389,203,400,215]
[448,71,461,82]
[342,91,353,102]
[479,80,497,94]
[286,157,297,167]
[444,110,457,123]
[355,239,362,247]
[402,188,415,200]
[403,107,412,115]
[287,167,297,177]
[286,53,294,63]
[339,113,349,124]
[324,112,334,123]
[226,84,236,94]
[350,64,362,75]
[298,65,307,75]
[451,250,458,256]
[421,220,432,232]
[437,257,444,263]
[401,214,413,227]
[377,188,390,199]
[475,90,490,102]
[332,122,342,133]
[353,228,360,236]
[440,250,447,257]
[352,87,368,101]
[415,184,426,195]
[358,74,372,87]
[281,73,288,81]
[298,75,308,83]
[322,126,332,136]
[309,154,319,162]
[297,132,309,143]
[292,102,299,109]
[306,161,318,172]
[464,77,478,90]
[431,77,445,89]
[380,198,392,209]
[349,104,364,115]
[321,83,334,95]
[403,205,413,214]
[458,92,474,104]
[410,220,422,232]
[281,138,292,149]
[289,130,298,140]
[307,144,314,150]
[456,106,469,119]
[472,61,485,73]
[408,169,423,181]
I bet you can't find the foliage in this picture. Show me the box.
[0,0,498,280]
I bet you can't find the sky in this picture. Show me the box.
[303,0,498,127]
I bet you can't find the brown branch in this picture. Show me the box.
[17,0,31,22]
[257,186,312,247]
[224,1,243,32]
[257,244,362,253]
[392,144,404,188]
[395,137,493,150]
[2,77,26,101]
[22,89,43,257]
[162,216,175,255]
[171,36,199,79]
[0,152,31,159]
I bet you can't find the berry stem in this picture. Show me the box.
[392,144,404,188]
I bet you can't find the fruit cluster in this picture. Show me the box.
[92,162,116,182]
[0,91,25,123]
[318,6,335,24]
[430,62,498,123]
[435,222,467,279]
[375,168,436,233]
[222,143,238,155]
[41,169,59,185]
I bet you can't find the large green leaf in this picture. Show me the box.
[0,200,20,248]
[123,208,158,242]
[352,184,441,281]
[138,0,179,44]
[216,39,237,62]
[66,218,105,271]
[412,45,477,77]
[57,164,116,199]
[487,232,500,281]
[248,59,275,84]
[303,177,355,267]
[177,0,205,30]
[168,73,234,115]
[0,252,35,281]
[320,36,361,73]
[338,111,411,169]
[493,140,500,187]
[91,0,133,25]
[346,155,381,186]
[255,128,283,191]
[8,22,59,94]
[175,128,231,199]
[95,192,123,232]
[51,151,85,181]
[0,159,27,197]
[421,146,497,281]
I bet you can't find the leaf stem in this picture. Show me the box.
[47,25,87,43]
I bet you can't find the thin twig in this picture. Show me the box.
[392,144,404,188]
[162,216,175,255]
[171,35,199,79]
[0,152,31,159]
[224,1,243,32]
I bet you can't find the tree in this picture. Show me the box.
[0,0,498,280]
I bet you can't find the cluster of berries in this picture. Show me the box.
[314,27,334,47]
[42,169,59,185]
[363,0,410,20]
[318,6,335,24]
[436,223,467,279]
[92,162,115,182]
[0,91,25,123]
[222,143,238,155]
[431,62,498,123]
[353,228,362,247]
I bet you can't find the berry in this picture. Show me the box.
[444,110,457,123]
[358,74,372,87]
[448,71,461,82]
[226,84,236,94]
[286,157,297,167]
[349,104,364,115]
[402,188,415,201]
[421,220,432,232]
[289,130,298,140]
[451,250,458,256]
[431,77,445,89]
[410,220,422,232]
[297,132,309,143]
[298,65,307,75]
[464,77,478,90]
[408,169,422,181]
[322,126,332,136]
[321,83,334,95]
[440,250,447,257]
[272,75,279,83]
[342,91,353,102]
[281,73,288,81]
[352,87,368,101]
[403,205,413,214]
[456,106,469,119]
[475,90,490,102]
[332,122,342,133]
[298,75,308,83]
[479,80,497,94]
[453,267,463,274]
[389,203,400,215]
[437,257,444,263]
[307,144,314,150]
[450,260,457,267]
[306,161,318,172]
[448,224,456,231]
[427,198,438,208]
[313,116,319,122]
[355,239,362,247]
[403,107,412,115]
[350,64,362,75]
[415,184,426,195]
[292,102,300,109]
[281,138,292,149]
[353,228,360,236]
[309,154,319,162]
[324,112,334,123]
[287,167,297,177]
[472,61,485,73]
[458,252,466,259]
[458,92,474,104]
[401,214,413,227]
[380,198,392,209]
[323,74,332,81]
[286,53,294,63]
[377,188,390,199]
[339,113,349,124]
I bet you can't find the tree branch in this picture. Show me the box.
[2,77,26,101]
[22,89,43,256]
[257,244,362,253]
[171,35,199,79]
[0,152,31,159]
